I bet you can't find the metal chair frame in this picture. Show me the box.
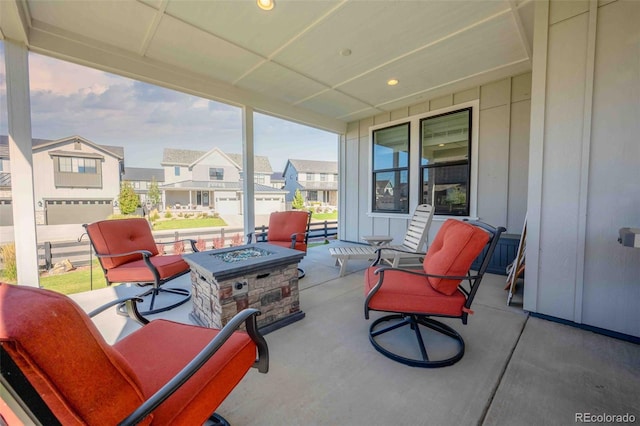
[364,220,505,368]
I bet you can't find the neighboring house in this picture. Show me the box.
[160,147,286,215]
[0,135,123,225]
[283,159,338,206]
[269,172,285,189]
[122,167,164,207]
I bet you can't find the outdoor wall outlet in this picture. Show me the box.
[232,279,249,296]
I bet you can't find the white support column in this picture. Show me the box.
[4,41,40,286]
[242,106,256,239]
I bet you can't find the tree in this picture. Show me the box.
[147,176,161,208]
[292,189,305,210]
[118,181,140,215]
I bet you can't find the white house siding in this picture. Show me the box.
[191,151,241,182]
[527,0,639,338]
[339,73,532,247]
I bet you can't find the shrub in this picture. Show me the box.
[164,208,173,219]
[212,237,225,249]
[0,243,17,281]
[196,238,206,251]
[173,240,185,254]
[149,209,160,222]
[231,234,244,247]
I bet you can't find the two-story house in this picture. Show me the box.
[282,159,338,207]
[0,135,123,226]
[160,147,287,215]
[122,167,164,208]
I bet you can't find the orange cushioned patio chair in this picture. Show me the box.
[84,218,198,315]
[0,283,268,426]
[364,219,505,368]
[251,210,312,278]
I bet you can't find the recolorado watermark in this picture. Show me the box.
[575,413,636,423]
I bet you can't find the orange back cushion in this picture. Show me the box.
[86,218,159,269]
[267,211,309,250]
[0,283,150,425]
[423,219,489,295]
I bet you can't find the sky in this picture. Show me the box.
[0,43,338,173]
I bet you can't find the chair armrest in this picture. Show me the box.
[117,308,269,426]
[371,247,426,266]
[95,249,154,259]
[88,297,149,325]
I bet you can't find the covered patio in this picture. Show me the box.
[65,244,639,425]
[1,0,639,423]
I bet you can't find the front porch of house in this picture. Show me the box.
[64,242,639,425]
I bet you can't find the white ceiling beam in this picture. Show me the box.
[138,0,168,56]
[0,0,31,44]
[509,0,533,60]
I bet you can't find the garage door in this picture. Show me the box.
[214,196,240,215]
[0,200,12,226]
[255,197,284,215]
[46,199,113,225]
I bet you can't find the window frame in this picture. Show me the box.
[209,167,224,181]
[370,122,411,214]
[368,100,479,219]
[419,107,472,216]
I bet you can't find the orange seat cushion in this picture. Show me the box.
[364,268,467,316]
[267,211,309,252]
[114,319,257,425]
[422,219,489,295]
[86,218,159,269]
[0,284,150,425]
[105,254,189,284]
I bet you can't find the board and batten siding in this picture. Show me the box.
[339,72,531,248]
[526,0,639,338]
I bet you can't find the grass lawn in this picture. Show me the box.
[311,211,337,221]
[1,261,109,296]
[152,217,227,230]
[39,261,109,295]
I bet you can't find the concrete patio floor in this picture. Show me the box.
[70,241,640,426]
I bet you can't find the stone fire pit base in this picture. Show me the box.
[186,246,305,333]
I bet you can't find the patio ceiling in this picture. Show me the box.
[0,0,534,133]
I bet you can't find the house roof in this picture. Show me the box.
[161,148,273,173]
[123,167,165,182]
[0,135,124,159]
[270,172,285,182]
[285,159,338,174]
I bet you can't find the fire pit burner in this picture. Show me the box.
[211,247,272,263]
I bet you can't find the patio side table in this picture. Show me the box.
[362,235,393,246]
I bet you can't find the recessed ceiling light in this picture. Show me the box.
[387,78,399,86]
[340,48,352,57]
[438,144,445,147]
[257,0,274,11]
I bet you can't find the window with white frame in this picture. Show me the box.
[420,108,471,216]
[209,167,224,180]
[371,123,410,213]
[58,157,97,174]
